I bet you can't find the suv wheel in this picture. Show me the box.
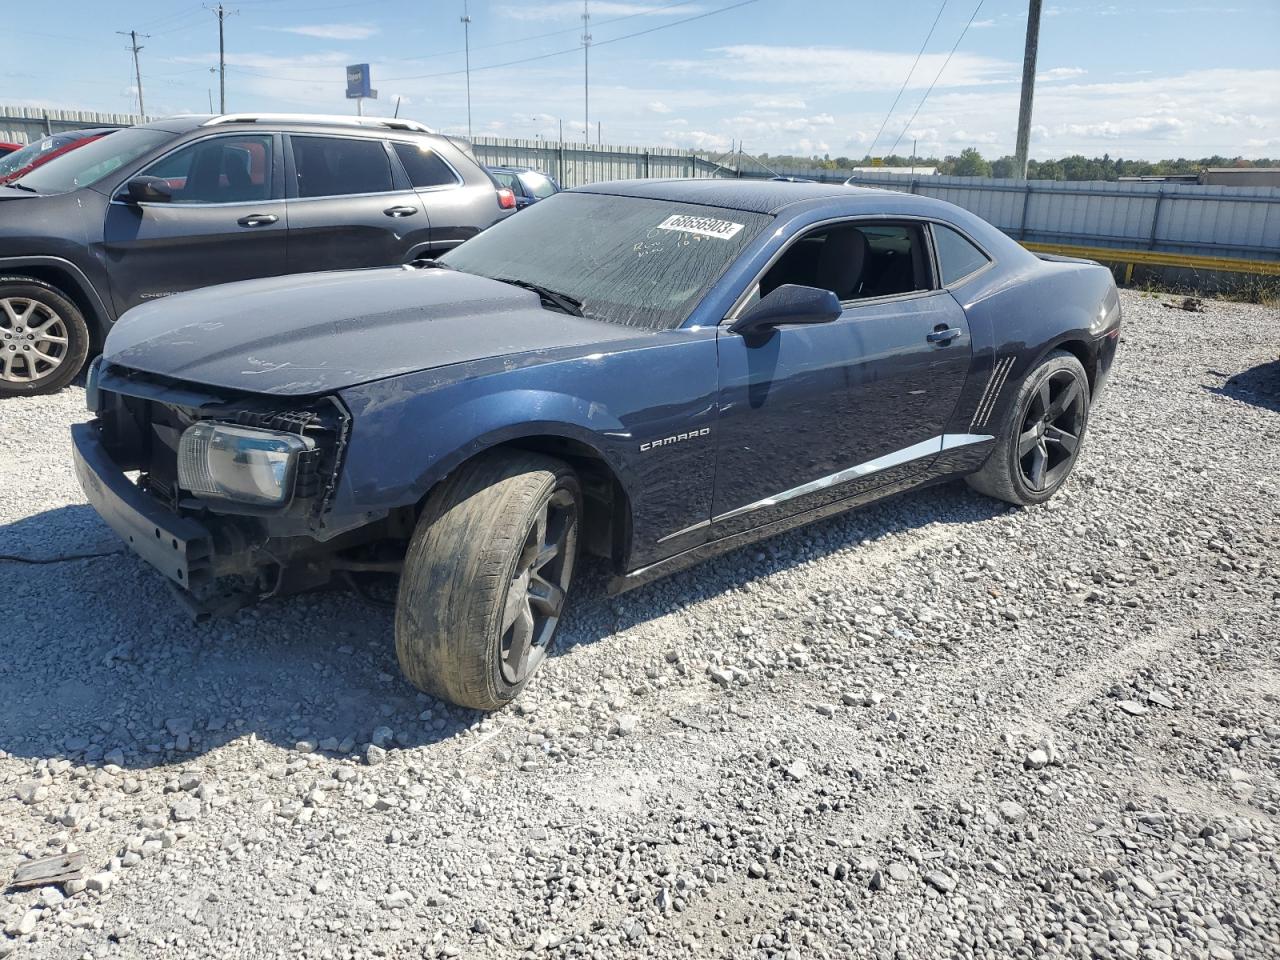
[395,451,581,710]
[0,279,90,397]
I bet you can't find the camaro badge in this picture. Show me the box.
[640,427,711,452]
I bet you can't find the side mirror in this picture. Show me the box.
[729,283,843,338]
[125,176,173,204]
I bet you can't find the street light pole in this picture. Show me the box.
[581,0,591,143]
[461,0,473,138]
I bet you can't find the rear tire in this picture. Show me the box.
[966,349,1090,506]
[0,279,90,397]
[394,451,580,710]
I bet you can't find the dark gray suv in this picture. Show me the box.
[0,113,515,397]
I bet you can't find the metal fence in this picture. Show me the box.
[0,106,141,143]
[844,172,1280,264]
[469,137,729,188]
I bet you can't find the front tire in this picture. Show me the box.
[395,451,580,710]
[966,349,1090,506]
[0,279,90,397]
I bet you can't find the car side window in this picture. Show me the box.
[759,221,931,303]
[933,224,991,286]
[137,135,272,204]
[393,142,459,189]
[292,136,394,198]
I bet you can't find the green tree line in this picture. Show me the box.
[753,147,1279,181]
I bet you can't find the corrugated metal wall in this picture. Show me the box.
[0,106,141,143]
[468,137,725,187]
[845,173,1280,263]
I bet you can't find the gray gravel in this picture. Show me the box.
[1,289,1278,959]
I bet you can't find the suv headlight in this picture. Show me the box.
[177,422,315,507]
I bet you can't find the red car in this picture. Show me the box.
[0,128,116,185]
[0,142,22,157]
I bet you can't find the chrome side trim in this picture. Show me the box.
[711,433,993,524]
[655,518,711,545]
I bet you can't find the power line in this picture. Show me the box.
[866,0,947,159]
[228,0,759,85]
[886,0,985,158]
[383,0,760,83]
[381,0,703,64]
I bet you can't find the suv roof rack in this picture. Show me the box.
[202,113,435,134]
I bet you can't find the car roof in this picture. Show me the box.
[573,177,902,215]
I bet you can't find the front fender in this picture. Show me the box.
[332,330,721,569]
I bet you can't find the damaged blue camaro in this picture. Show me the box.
[74,179,1120,709]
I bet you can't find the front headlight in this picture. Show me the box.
[177,421,315,507]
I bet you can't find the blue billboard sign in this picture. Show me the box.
[346,64,372,99]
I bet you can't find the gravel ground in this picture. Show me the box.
[1,289,1278,960]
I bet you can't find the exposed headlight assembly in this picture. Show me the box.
[177,422,315,507]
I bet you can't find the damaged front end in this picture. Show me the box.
[73,360,404,618]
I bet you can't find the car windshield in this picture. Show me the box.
[0,133,85,178]
[439,192,771,330]
[14,128,168,194]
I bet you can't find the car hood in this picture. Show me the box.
[103,267,641,396]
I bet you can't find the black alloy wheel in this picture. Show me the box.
[499,487,577,686]
[1017,369,1086,492]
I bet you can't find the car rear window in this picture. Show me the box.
[440,192,772,331]
[393,142,458,188]
[933,224,991,286]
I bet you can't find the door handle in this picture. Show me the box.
[384,205,418,218]
[237,213,278,227]
[927,326,962,344]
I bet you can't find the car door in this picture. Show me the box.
[99,132,287,314]
[711,219,974,535]
[284,134,430,271]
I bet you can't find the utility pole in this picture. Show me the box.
[1013,0,1042,180]
[117,30,149,118]
[206,4,233,113]
[581,0,591,143]
[460,0,473,137]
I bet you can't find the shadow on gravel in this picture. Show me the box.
[554,477,1006,657]
[0,479,1003,772]
[1209,358,1280,413]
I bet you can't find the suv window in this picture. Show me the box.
[138,135,273,204]
[760,221,931,301]
[293,136,393,198]
[393,142,458,188]
[933,224,991,286]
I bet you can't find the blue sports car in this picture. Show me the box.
[74,179,1121,708]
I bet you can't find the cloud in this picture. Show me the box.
[267,23,379,40]
[497,2,703,20]
[646,101,672,114]
[1061,116,1187,140]
[1037,67,1086,81]
[970,19,996,28]
[670,45,1015,91]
